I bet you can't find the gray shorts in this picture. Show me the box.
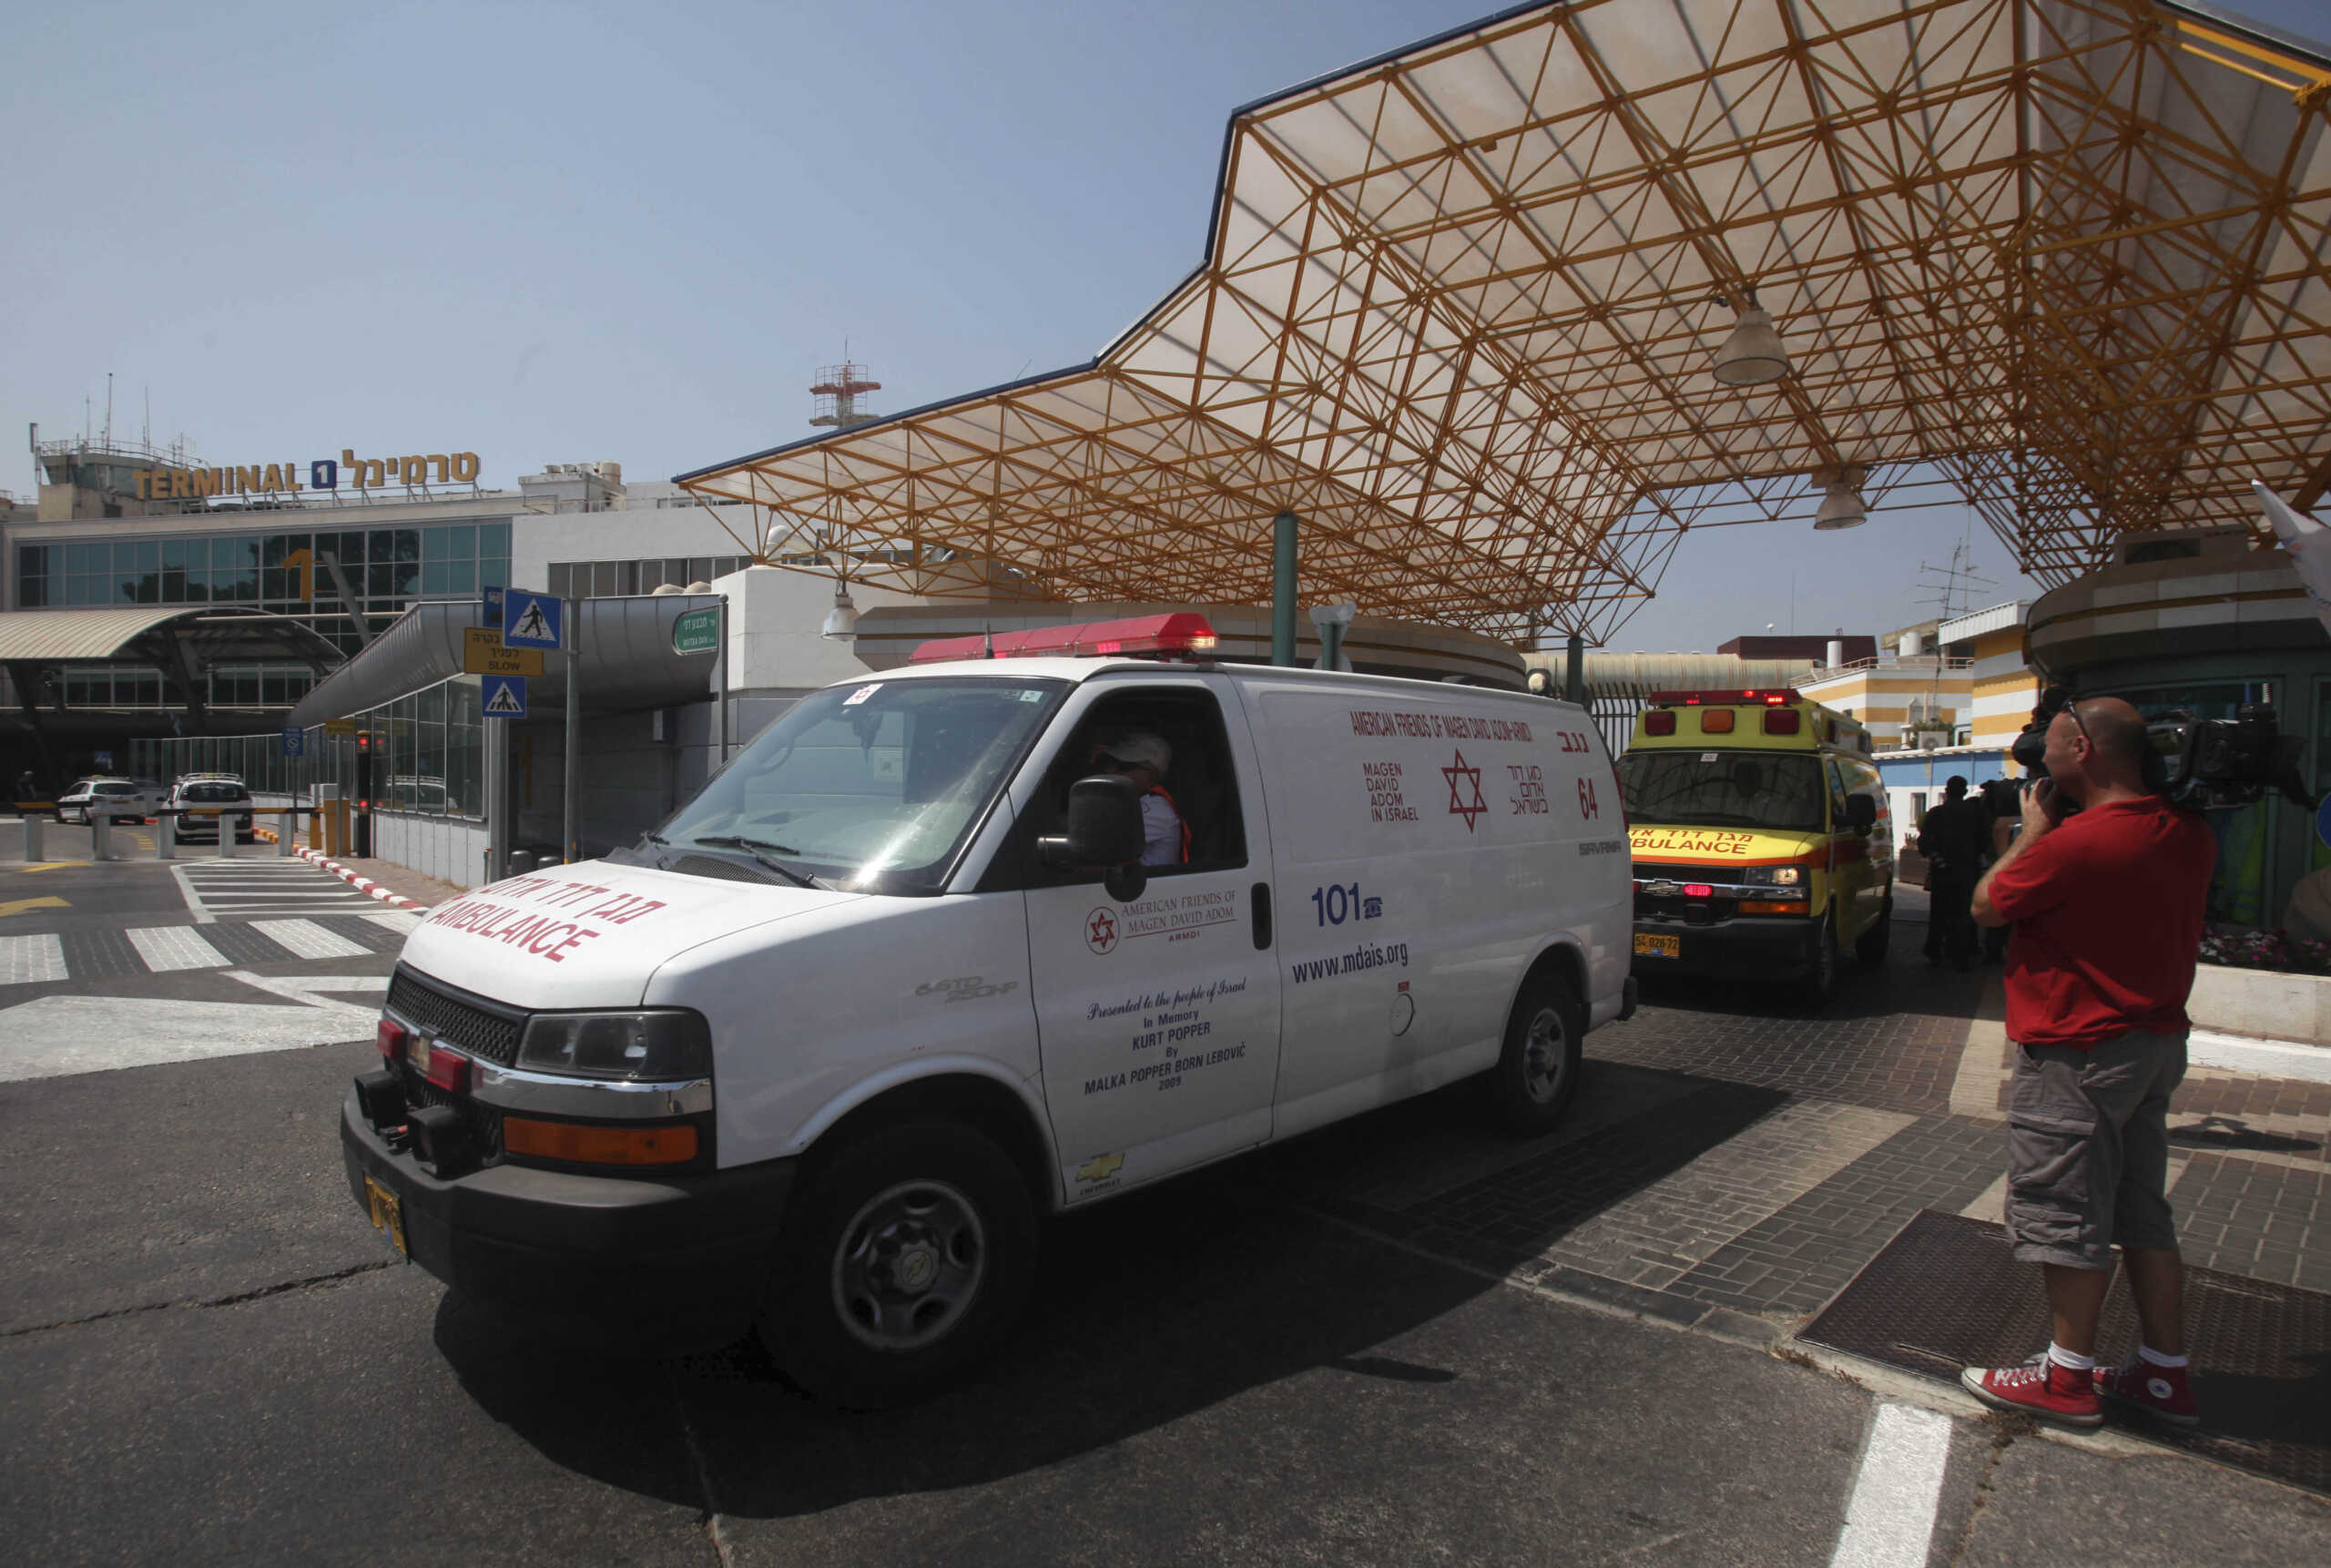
[2005,1029,2187,1270]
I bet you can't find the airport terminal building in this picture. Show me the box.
[5,427,1523,888]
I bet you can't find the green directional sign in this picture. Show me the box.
[672,606,720,656]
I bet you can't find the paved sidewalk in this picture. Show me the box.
[1277,954,2331,1345]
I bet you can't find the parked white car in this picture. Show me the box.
[346,616,1636,1404]
[56,777,163,824]
[168,778,257,843]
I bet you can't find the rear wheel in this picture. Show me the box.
[1854,895,1892,964]
[1482,962,1585,1136]
[1797,913,1839,1007]
[758,1119,1037,1409]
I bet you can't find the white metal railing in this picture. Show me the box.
[1803,654,1975,682]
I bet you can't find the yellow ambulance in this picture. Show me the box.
[1615,688,1894,1003]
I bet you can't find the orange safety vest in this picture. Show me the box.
[1145,784,1192,863]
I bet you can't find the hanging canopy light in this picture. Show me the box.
[1711,303,1790,386]
[821,584,859,640]
[1813,467,1868,531]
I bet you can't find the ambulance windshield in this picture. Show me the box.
[657,677,1066,892]
[1616,750,1827,831]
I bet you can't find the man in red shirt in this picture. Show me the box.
[1958,696,2215,1430]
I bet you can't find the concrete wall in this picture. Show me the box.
[2188,964,2331,1046]
[372,810,491,890]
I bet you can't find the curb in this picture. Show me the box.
[292,846,432,911]
[2187,1028,2331,1084]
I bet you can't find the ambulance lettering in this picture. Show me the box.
[422,877,669,962]
[1628,828,1756,857]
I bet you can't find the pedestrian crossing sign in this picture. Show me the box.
[502,589,562,649]
[482,674,528,718]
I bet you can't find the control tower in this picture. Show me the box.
[809,361,880,431]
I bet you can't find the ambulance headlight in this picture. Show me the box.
[517,1010,713,1081]
[1742,866,1806,893]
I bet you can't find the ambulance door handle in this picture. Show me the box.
[1251,883,1273,950]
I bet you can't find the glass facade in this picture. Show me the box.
[548,555,749,601]
[132,674,486,820]
[18,521,511,657]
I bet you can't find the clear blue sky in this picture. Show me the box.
[7,0,2323,651]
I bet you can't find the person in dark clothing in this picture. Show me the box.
[1918,775,1989,971]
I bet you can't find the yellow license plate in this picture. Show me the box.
[1634,932,1682,958]
[364,1175,408,1257]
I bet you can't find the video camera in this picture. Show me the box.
[2010,686,2316,812]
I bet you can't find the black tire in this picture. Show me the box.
[1798,912,1840,1007]
[1854,895,1892,964]
[758,1119,1037,1409]
[1482,961,1585,1136]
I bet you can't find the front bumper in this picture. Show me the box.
[1629,914,1821,981]
[341,1091,794,1348]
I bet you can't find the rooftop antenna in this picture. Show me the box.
[1916,537,1998,624]
[143,385,150,449]
[104,372,113,450]
[810,344,881,431]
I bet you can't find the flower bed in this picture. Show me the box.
[2198,923,2331,975]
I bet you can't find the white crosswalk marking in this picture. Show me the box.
[364,911,424,935]
[1,934,68,984]
[174,857,382,922]
[126,926,229,972]
[251,920,370,960]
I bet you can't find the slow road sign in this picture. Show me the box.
[463,627,545,677]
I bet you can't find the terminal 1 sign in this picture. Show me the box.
[132,448,482,501]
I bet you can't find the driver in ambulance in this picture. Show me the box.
[1097,732,1189,866]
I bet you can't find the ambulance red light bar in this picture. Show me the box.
[910,614,1220,665]
[1645,689,1800,707]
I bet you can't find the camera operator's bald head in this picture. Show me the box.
[2073,697,2147,769]
[2045,695,2150,801]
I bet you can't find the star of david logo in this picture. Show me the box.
[1443,748,1488,832]
[1084,907,1120,954]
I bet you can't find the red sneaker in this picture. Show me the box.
[2095,1358,2199,1428]
[1959,1353,2102,1428]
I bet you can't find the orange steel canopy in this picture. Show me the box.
[677,0,2331,647]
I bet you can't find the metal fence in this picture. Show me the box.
[128,673,484,820]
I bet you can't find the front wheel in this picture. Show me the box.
[1854,896,1892,964]
[1482,963,1585,1136]
[758,1120,1037,1409]
[1797,914,1839,1008]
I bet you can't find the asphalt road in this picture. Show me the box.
[3,848,2326,1567]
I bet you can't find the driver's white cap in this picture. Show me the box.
[1101,732,1172,774]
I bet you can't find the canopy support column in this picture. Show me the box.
[1271,511,1298,667]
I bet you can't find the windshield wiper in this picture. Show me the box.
[690,835,820,889]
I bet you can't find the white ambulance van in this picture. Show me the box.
[345,614,1634,1402]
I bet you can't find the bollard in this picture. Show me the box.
[21,813,42,861]
[277,809,297,856]
[91,809,114,862]
[215,812,236,860]
[158,811,175,860]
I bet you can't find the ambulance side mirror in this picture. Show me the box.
[1845,793,1878,831]
[1039,774,1147,899]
